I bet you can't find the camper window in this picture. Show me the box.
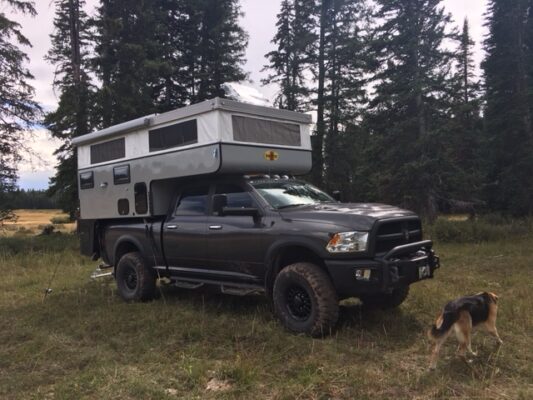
[113,165,130,185]
[90,138,125,164]
[232,116,301,146]
[149,120,198,152]
[118,199,130,215]
[134,183,148,214]
[79,171,94,189]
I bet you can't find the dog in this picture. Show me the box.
[428,292,503,370]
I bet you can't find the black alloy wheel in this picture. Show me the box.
[273,262,339,337]
[115,252,156,302]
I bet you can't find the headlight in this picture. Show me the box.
[326,231,369,253]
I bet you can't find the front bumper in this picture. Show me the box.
[324,240,440,299]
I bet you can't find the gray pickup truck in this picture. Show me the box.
[86,175,440,336]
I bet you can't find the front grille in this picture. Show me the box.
[373,218,422,254]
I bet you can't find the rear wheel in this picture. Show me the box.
[273,262,339,337]
[115,252,156,302]
[360,285,410,309]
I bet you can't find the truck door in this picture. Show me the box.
[206,183,268,280]
[162,184,210,270]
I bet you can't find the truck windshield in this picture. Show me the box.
[251,181,335,209]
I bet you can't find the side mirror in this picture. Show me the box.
[212,194,228,215]
[332,190,342,202]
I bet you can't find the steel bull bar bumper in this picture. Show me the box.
[324,240,440,298]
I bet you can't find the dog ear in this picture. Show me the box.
[488,292,499,302]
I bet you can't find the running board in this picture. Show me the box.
[174,280,204,290]
[221,285,263,296]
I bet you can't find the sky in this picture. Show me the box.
[10,0,488,190]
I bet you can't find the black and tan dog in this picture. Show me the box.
[428,292,503,370]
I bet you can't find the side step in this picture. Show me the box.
[174,280,204,290]
[220,285,263,296]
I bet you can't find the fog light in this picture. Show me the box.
[355,269,372,281]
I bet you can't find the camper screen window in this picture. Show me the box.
[90,138,125,164]
[113,165,130,185]
[149,120,198,152]
[79,172,94,189]
[232,116,301,146]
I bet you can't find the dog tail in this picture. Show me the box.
[427,311,457,340]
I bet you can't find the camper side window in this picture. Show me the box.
[175,186,209,216]
[134,183,148,214]
[113,165,130,185]
[149,120,198,152]
[80,172,94,189]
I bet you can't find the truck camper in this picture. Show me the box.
[74,98,440,337]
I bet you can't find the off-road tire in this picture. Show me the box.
[115,252,156,302]
[273,262,339,337]
[360,285,410,309]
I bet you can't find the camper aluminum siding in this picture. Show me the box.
[73,98,313,220]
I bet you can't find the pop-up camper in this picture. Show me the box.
[72,97,312,220]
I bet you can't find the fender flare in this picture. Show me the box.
[112,235,148,265]
[264,237,328,293]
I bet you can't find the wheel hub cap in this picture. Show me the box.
[286,286,311,320]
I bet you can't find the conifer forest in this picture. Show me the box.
[1,0,533,220]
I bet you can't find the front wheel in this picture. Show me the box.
[359,285,410,309]
[273,262,339,337]
[115,252,156,302]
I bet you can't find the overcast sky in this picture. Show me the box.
[11,0,488,190]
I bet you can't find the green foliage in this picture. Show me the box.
[428,216,532,243]
[483,0,533,215]
[263,0,317,111]
[0,0,41,223]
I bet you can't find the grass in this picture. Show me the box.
[1,210,75,237]
[0,230,532,398]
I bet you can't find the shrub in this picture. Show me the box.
[50,215,71,224]
[427,216,532,243]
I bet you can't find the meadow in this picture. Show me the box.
[0,210,532,399]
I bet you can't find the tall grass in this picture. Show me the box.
[0,233,532,399]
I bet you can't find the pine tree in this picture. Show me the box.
[0,0,41,224]
[483,0,533,215]
[310,0,370,192]
[366,0,456,219]
[45,0,95,216]
[263,0,317,111]
[93,0,170,125]
[443,18,484,202]
[194,0,249,102]
[320,0,370,193]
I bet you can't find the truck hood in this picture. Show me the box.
[279,203,417,231]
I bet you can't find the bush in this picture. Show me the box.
[428,216,532,243]
[50,215,71,224]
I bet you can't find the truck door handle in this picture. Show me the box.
[209,225,223,230]
[166,224,179,230]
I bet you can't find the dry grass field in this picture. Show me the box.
[0,216,532,399]
[1,209,75,236]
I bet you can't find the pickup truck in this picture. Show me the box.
[92,175,440,337]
